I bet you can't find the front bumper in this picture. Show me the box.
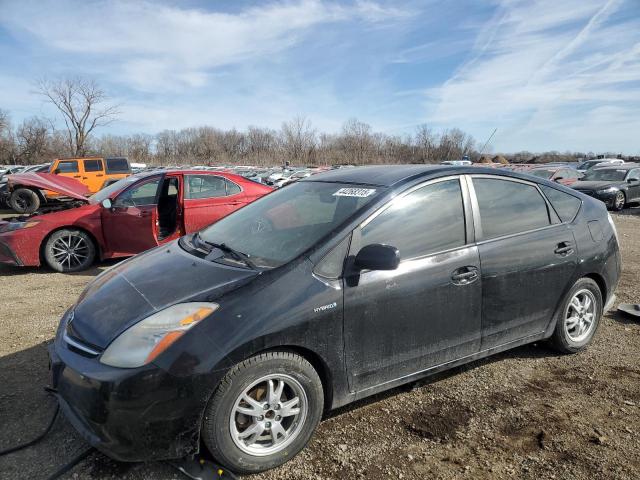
[0,239,22,266]
[48,315,216,462]
[576,190,619,208]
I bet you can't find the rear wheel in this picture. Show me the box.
[550,278,603,353]
[44,229,96,272]
[9,188,40,214]
[202,351,324,474]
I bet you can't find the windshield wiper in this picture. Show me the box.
[194,233,257,270]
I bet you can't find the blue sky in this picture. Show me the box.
[0,0,639,153]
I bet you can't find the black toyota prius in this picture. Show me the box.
[49,165,620,474]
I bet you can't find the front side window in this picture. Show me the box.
[56,161,78,173]
[83,159,103,172]
[473,178,550,239]
[198,182,380,268]
[627,169,640,181]
[360,179,466,260]
[114,178,161,207]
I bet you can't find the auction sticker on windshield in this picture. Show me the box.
[333,188,376,198]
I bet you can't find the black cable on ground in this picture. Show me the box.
[0,403,60,456]
[44,446,94,480]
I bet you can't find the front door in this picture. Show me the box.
[470,176,578,349]
[626,168,640,201]
[102,176,162,256]
[343,177,482,392]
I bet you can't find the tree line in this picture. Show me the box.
[0,77,620,167]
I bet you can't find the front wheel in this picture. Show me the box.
[613,191,626,211]
[44,229,96,272]
[550,278,603,353]
[202,352,324,474]
[9,188,40,214]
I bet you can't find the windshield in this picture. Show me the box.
[529,169,554,179]
[198,181,381,268]
[89,176,140,204]
[582,169,627,182]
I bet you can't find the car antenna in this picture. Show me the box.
[479,128,497,157]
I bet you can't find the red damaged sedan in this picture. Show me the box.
[0,170,272,272]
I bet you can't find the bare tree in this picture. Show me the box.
[0,109,16,164]
[281,116,317,164]
[37,77,119,156]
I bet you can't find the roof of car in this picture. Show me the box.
[303,165,466,187]
[592,163,639,170]
[303,164,528,187]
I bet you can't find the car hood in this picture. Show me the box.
[7,172,90,201]
[571,180,622,191]
[68,241,260,349]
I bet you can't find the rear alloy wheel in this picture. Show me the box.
[202,351,323,474]
[44,229,96,272]
[9,188,40,214]
[613,191,625,211]
[550,278,602,353]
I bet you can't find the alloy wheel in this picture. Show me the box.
[51,233,90,270]
[230,374,307,456]
[615,191,625,210]
[564,289,597,342]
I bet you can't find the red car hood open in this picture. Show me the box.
[8,172,90,201]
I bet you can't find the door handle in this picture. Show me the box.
[73,175,81,178]
[137,212,151,218]
[554,241,574,256]
[96,174,104,177]
[451,266,479,285]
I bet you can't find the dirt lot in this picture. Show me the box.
[1,209,639,480]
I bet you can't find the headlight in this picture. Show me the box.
[0,220,40,233]
[596,187,618,195]
[100,302,219,368]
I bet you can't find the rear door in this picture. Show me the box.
[343,177,482,392]
[81,158,105,193]
[101,176,162,255]
[469,175,578,349]
[183,174,245,232]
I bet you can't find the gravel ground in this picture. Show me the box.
[0,209,639,480]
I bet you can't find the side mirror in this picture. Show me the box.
[628,178,639,183]
[101,198,112,209]
[53,168,61,174]
[354,244,400,271]
[554,177,564,182]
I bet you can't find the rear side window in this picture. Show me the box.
[226,180,241,195]
[105,158,131,174]
[83,159,103,172]
[56,161,78,173]
[473,178,550,239]
[360,179,466,261]
[186,175,227,199]
[540,185,581,223]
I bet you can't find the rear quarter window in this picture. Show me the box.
[105,158,131,174]
[540,185,582,223]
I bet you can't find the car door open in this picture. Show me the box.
[101,176,162,256]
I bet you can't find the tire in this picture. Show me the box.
[550,278,603,354]
[44,229,96,272]
[613,191,625,211]
[202,351,324,475]
[9,188,40,214]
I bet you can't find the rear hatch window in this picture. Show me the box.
[105,158,131,174]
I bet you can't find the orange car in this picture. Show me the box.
[8,157,132,214]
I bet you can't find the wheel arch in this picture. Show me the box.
[256,345,334,411]
[583,272,607,305]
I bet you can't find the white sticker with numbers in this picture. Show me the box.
[333,188,376,198]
